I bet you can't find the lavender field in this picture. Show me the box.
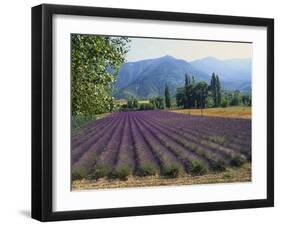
[71,110,251,182]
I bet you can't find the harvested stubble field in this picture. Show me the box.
[72,110,251,189]
[170,106,251,119]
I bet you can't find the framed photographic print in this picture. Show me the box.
[31,4,274,221]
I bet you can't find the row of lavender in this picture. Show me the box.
[71,110,251,180]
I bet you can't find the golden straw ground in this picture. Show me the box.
[169,106,251,119]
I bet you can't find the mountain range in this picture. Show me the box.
[113,55,252,99]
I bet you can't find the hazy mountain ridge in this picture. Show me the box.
[113,55,251,99]
[190,56,252,82]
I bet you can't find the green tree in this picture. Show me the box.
[149,98,156,108]
[206,95,215,108]
[221,98,228,108]
[176,87,185,107]
[164,84,171,108]
[230,90,241,106]
[71,34,130,116]
[183,74,197,108]
[139,103,155,110]
[241,94,251,106]
[150,96,165,109]
[127,97,138,109]
[194,81,208,109]
[183,74,192,108]
[127,99,133,109]
[210,73,222,107]
[132,98,139,109]
[216,75,222,106]
[190,76,196,107]
[210,73,217,106]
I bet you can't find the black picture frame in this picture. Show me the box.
[32,3,274,222]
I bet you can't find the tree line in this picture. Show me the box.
[176,73,251,109]
[176,73,221,109]
[120,84,172,111]
[121,96,165,111]
[121,72,251,112]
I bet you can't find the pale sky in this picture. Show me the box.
[125,37,252,62]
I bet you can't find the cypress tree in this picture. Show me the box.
[210,73,217,106]
[190,76,196,107]
[185,74,190,87]
[216,75,221,106]
[191,76,195,85]
[184,74,191,108]
[165,84,171,108]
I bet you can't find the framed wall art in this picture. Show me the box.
[32,4,274,221]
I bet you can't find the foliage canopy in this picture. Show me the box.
[71,34,130,116]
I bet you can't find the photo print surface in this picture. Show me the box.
[71,34,252,190]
